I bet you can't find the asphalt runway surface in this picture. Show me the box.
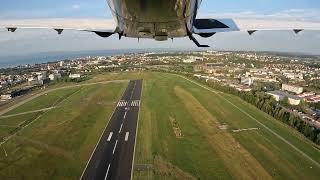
[81,80,142,180]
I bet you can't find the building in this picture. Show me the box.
[235,86,252,92]
[69,74,81,79]
[241,77,253,86]
[49,73,61,81]
[28,77,39,86]
[183,56,199,63]
[298,92,316,98]
[193,74,201,78]
[59,61,64,67]
[183,59,196,63]
[34,71,47,81]
[252,77,278,83]
[1,94,12,100]
[204,63,224,73]
[299,92,320,103]
[49,74,55,81]
[282,84,303,94]
[267,90,301,105]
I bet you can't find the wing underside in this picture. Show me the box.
[0,18,118,37]
[193,18,320,36]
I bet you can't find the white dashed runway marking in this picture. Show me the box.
[107,132,113,141]
[125,132,129,141]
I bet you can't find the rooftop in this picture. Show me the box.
[268,90,301,100]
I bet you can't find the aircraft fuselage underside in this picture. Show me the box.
[107,0,200,41]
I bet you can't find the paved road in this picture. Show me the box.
[81,80,143,180]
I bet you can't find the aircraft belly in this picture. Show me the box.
[108,0,197,39]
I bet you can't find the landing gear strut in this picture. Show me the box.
[188,32,210,47]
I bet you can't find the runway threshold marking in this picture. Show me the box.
[104,164,111,180]
[113,140,118,154]
[117,100,140,107]
[125,132,129,141]
[107,132,113,141]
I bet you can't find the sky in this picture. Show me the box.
[0,0,320,57]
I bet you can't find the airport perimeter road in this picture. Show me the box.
[81,80,143,180]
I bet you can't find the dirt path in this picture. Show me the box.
[0,106,58,119]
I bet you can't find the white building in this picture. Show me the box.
[183,57,197,63]
[267,91,301,105]
[241,77,254,86]
[28,77,35,82]
[282,84,303,94]
[1,94,12,100]
[34,71,47,81]
[69,74,81,79]
[49,73,61,81]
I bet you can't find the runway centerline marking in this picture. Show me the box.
[107,132,113,142]
[113,140,118,154]
[124,111,127,119]
[104,164,111,180]
[119,123,123,133]
[125,132,129,141]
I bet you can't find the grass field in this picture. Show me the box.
[0,82,127,179]
[132,72,320,180]
[0,113,41,140]
[0,72,319,179]
[3,87,81,116]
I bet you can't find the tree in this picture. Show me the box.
[281,96,290,106]
[282,111,291,123]
[299,99,307,109]
[310,102,320,110]
[316,133,320,145]
[303,125,314,139]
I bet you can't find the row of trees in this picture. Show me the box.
[310,102,320,110]
[187,75,320,145]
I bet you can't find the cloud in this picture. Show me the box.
[199,9,320,22]
[72,4,80,10]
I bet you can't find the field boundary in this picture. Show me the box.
[177,74,320,168]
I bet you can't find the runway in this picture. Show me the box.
[81,80,143,180]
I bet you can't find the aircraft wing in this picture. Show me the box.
[0,18,117,37]
[193,18,320,36]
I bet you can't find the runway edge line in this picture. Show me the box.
[130,79,143,180]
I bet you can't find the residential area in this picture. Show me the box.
[1,51,320,129]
